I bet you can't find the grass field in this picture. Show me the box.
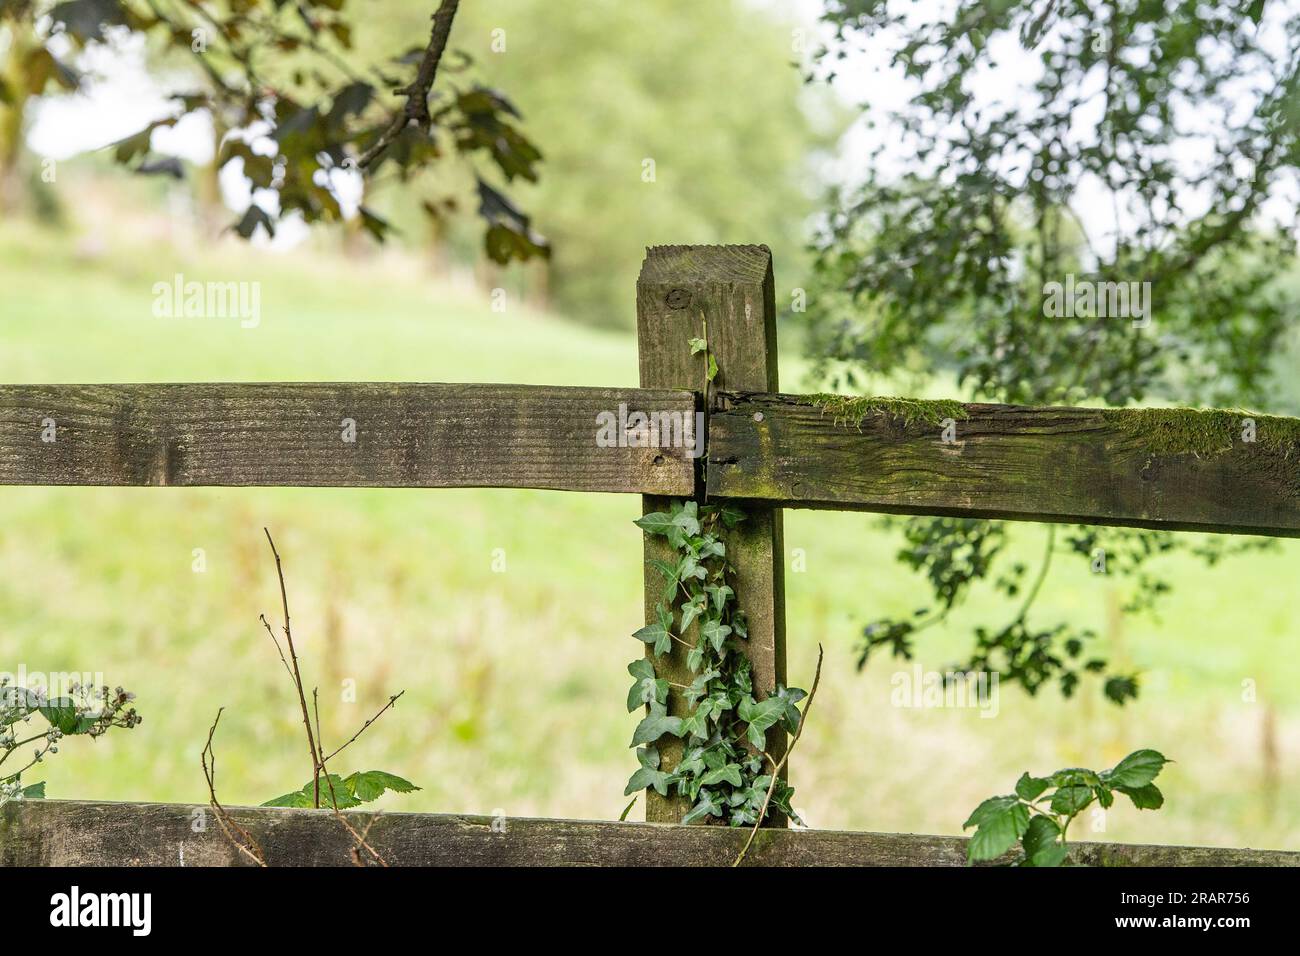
[2,208,1298,850]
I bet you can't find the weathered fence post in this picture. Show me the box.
[636,245,788,824]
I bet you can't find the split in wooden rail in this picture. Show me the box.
[708,392,1300,538]
[0,383,695,495]
[3,799,1296,867]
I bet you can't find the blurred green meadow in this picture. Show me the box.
[2,209,1298,851]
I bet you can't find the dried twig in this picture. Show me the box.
[201,708,267,867]
[321,691,404,765]
[732,644,824,868]
[315,687,390,867]
[262,528,323,806]
[261,531,404,864]
[355,0,461,170]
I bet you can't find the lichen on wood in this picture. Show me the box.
[1101,406,1300,458]
[806,394,970,430]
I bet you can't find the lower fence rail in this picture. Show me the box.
[2,800,1295,867]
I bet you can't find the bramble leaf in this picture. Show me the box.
[1103,750,1168,789]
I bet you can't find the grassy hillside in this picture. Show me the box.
[2,217,1297,849]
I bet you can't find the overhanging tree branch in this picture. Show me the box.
[356,0,461,170]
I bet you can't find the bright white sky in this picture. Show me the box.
[23,0,1300,254]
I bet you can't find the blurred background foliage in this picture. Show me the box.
[347,0,842,326]
[0,0,1298,850]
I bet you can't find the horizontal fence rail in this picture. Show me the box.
[708,392,1300,537]
[3,800,1296,867]
[0,383,696,495]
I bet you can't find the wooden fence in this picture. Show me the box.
[2,244,1298,866]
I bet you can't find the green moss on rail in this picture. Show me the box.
[806,394,969,429]
[1100,406,1300,457]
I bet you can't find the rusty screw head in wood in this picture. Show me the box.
[665,289,691,310]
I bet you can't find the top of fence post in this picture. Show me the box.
[635,244,788,825]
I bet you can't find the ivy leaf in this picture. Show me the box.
[687,642,705,672]
[627,658,667,711]
[671,500,701,538]
[682,669,717,707]
[738,695,786,749]
[630,701,683,747]
[699,537,725,559]
[732,610,749,640]
[1014,772,1050,802]
[681,790,722,825]
[1103,750,1168,789]
[705,584,734,615]
[700,763,743,788]
[771,684,806,732]
[688,337,707,354]
[649,558,678,582]
[677,747,707,777]
[679,556,707,581]
[624,745,670,796]
[700,618,732,653]
[679,598,705,633]
[626,766,670,797]
[718,505,746,529]
[705,353,719,382]
[632,622,669,651]
[680,707,711,741]
[634,512,675,536]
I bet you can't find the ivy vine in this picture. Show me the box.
[626,499,809,828]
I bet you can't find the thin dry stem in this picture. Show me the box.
[733,644,824,867]
[262,528,322,806]
[201,708,267,867]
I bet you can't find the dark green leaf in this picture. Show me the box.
[630,701,683,746]
[1015,772,1050,802]
[1020,814,1061,860]
[1049,785,1093,816]
[635,512,675,536]
[1117,783,1164,810]
[966,800,1029,862]
[1104,750,1168,789]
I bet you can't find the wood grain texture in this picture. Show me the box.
[4,800,1295,866]
[708,393,1300,536]
[637,248,710,823]
[0,383,695,494]
[636,245,788,825]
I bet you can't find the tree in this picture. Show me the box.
[805,0,1300,701]
[0,0,547,262]
[350,0,840,325]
